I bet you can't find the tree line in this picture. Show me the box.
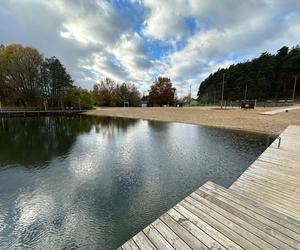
[198,45,300,103]
[0,44,179,109]
[92,76,177,107]
[0,44,93,109]
[92,78,141,107]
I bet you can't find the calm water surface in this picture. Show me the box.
[0,116,268,249]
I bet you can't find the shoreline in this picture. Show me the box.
[85,112,272,136]
[84,107,300,136]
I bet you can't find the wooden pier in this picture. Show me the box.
[230,125,300,221]
[0,110,85,117]
[117,125,300,249]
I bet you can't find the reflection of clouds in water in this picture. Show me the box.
[114,126,138,167]
[0,116,268,250]
[69,152,95,180]
[0,117,146,249]
[0,191,56,249]
[68,129,108,181]
[16,193,54,227]
[95,123,121,137]
[61,211,105,248]
[5,174,101,248]
[69,122,143,181]
[0,212,5,232]
[113,123,154,192]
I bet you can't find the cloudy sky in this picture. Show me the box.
[1,0,300,97]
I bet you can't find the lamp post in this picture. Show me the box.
[244,83,247,101]
[221,73,225,109]
[78,94,81,111]
[292,75,298,104]
[189,84,192,107]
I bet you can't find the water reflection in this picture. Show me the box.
[0,116,267,249]
[94,116,139,136]
[0,116,138,167]
[147,120,170,131]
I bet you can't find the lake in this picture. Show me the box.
[0,116,267,249]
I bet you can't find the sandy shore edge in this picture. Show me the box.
[83,107,300,136]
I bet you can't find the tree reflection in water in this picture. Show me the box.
[0,116,139,167]
[0,116,268,250]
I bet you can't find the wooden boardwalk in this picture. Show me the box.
[0,110,85,117]
[230,125,300,221]
[117,126,300,250]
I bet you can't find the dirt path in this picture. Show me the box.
[85,106,300,135]
[260,106,300,115]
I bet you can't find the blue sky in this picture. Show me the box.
[1,0,300,97]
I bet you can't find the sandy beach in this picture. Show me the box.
[85,106,300,135]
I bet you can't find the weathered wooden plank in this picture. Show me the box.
[182,198,260,249]
[197,188,297,249]
[257,157,300,169]
[205,183,300,239]
[152,218,194,250]
[231,185,300,220]
[133,232,157,250]
[241,171,300,193]
[231,182,300,214]
[228,126,300,222]
[190,192,278,250]
[159,213,207,250]
[229,177,300,208]
[143,224,174,250]
[199,187,300,247]
[168,208,227,249]
[246,158,300,173]
[252,161,300,176]
[236,175,300,202]
[257,154,300,167]
[247,165,300,182]
[121,239,140,250]
[174,204,244,250]
[205,181,300,233]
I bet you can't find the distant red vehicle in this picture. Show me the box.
[241,101,255,109]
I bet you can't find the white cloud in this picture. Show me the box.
[109,33,153,80]
[147,0,300,95]
[52,0,130,46]
[142,0,190,41]
[1,0,300,97]
[79,32,154,93]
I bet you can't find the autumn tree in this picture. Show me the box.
[0,44,82,109]
[0,44,43,106]
[92,78,120,106]
[92,78,141,107]
[64,87,93,109]
[119,82,141,106]
[148,77,176,106]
